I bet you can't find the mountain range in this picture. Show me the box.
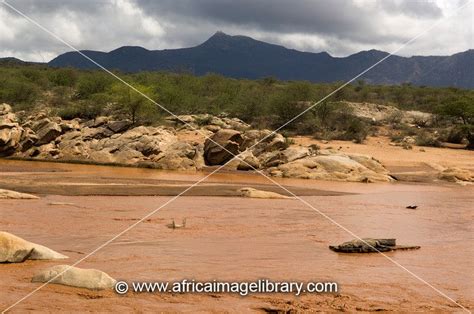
[46,32,474,88]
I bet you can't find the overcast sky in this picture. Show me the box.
[0,0,472,62]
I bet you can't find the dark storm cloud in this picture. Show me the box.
[138,0,363,32]
[377,0,443,18]
[139,0,451,43]
[136,0,403,44]
[0,0,471,62]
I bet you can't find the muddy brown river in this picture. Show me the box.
[0,159,473,312]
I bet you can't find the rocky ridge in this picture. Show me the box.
[2,103,469,183]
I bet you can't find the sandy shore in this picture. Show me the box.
[1,156,473,312]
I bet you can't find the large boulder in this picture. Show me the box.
[438,167,474,183]
[204,129,243,165]
[81,127,114,141]
[19,127,38,152]
[35,121,62,145]
[0,122,23,156]
[152,142,204,170]
[242,130,287,156]
[0,104,24,156]
[0,231,68,263]
[237,150,260,171]
[106,120,132,133]
[0,103,12,115]
[260,146,311,168]
[32,265,116,290]
[83,116,109,128]
[268,151,393,183]
[26,143,61,159]
[59,119,80,133]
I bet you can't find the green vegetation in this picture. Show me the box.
[0,62,473,148]
[436,98,474,149]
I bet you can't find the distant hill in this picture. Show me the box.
[0,57,46,67]
[0,57,27,65]
[47,32,474,88]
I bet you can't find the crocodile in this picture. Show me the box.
[329,238,420,253]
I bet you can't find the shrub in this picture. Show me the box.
[194,115,213,126]
[0,79,40,104]
[111,83,159,124]
[76,73,113,99]
[57,99,104,120]
[446,127,466,144]
[413,116,430,127]
[415,131,441,147]
[49,68,78,87]
[335,118,369,143]
[386,111,403,124]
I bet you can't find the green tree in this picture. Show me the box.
[112,83,159,124]
[438,99,474,149]
[76,73,113,99]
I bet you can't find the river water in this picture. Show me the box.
[0,159,472,312]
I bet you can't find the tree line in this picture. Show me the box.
[0,62,472,148]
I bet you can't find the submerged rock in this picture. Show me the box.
[329,238,420,253]
[0,231,68,263]
[0,189,39,199]
[238,187,292,199]
[32,265,116,290]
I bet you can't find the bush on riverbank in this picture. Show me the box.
[0,61,473,147]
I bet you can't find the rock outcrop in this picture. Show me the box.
[32,265,116,290]
[266,150,393,182]
[1,107,204,170]
[438,167,474,183]
[0,104,398,182]
[343,101,433,125]
[166,114,250,132]
[0,104,24,156]
[0,231,68,263]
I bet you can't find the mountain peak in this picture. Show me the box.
[213,31,228,37]
[109,46,149,54]
[200,31,245,48]
[47,33,474,88]
[199,31,284,51]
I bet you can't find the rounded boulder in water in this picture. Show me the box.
[32,265,117,290]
